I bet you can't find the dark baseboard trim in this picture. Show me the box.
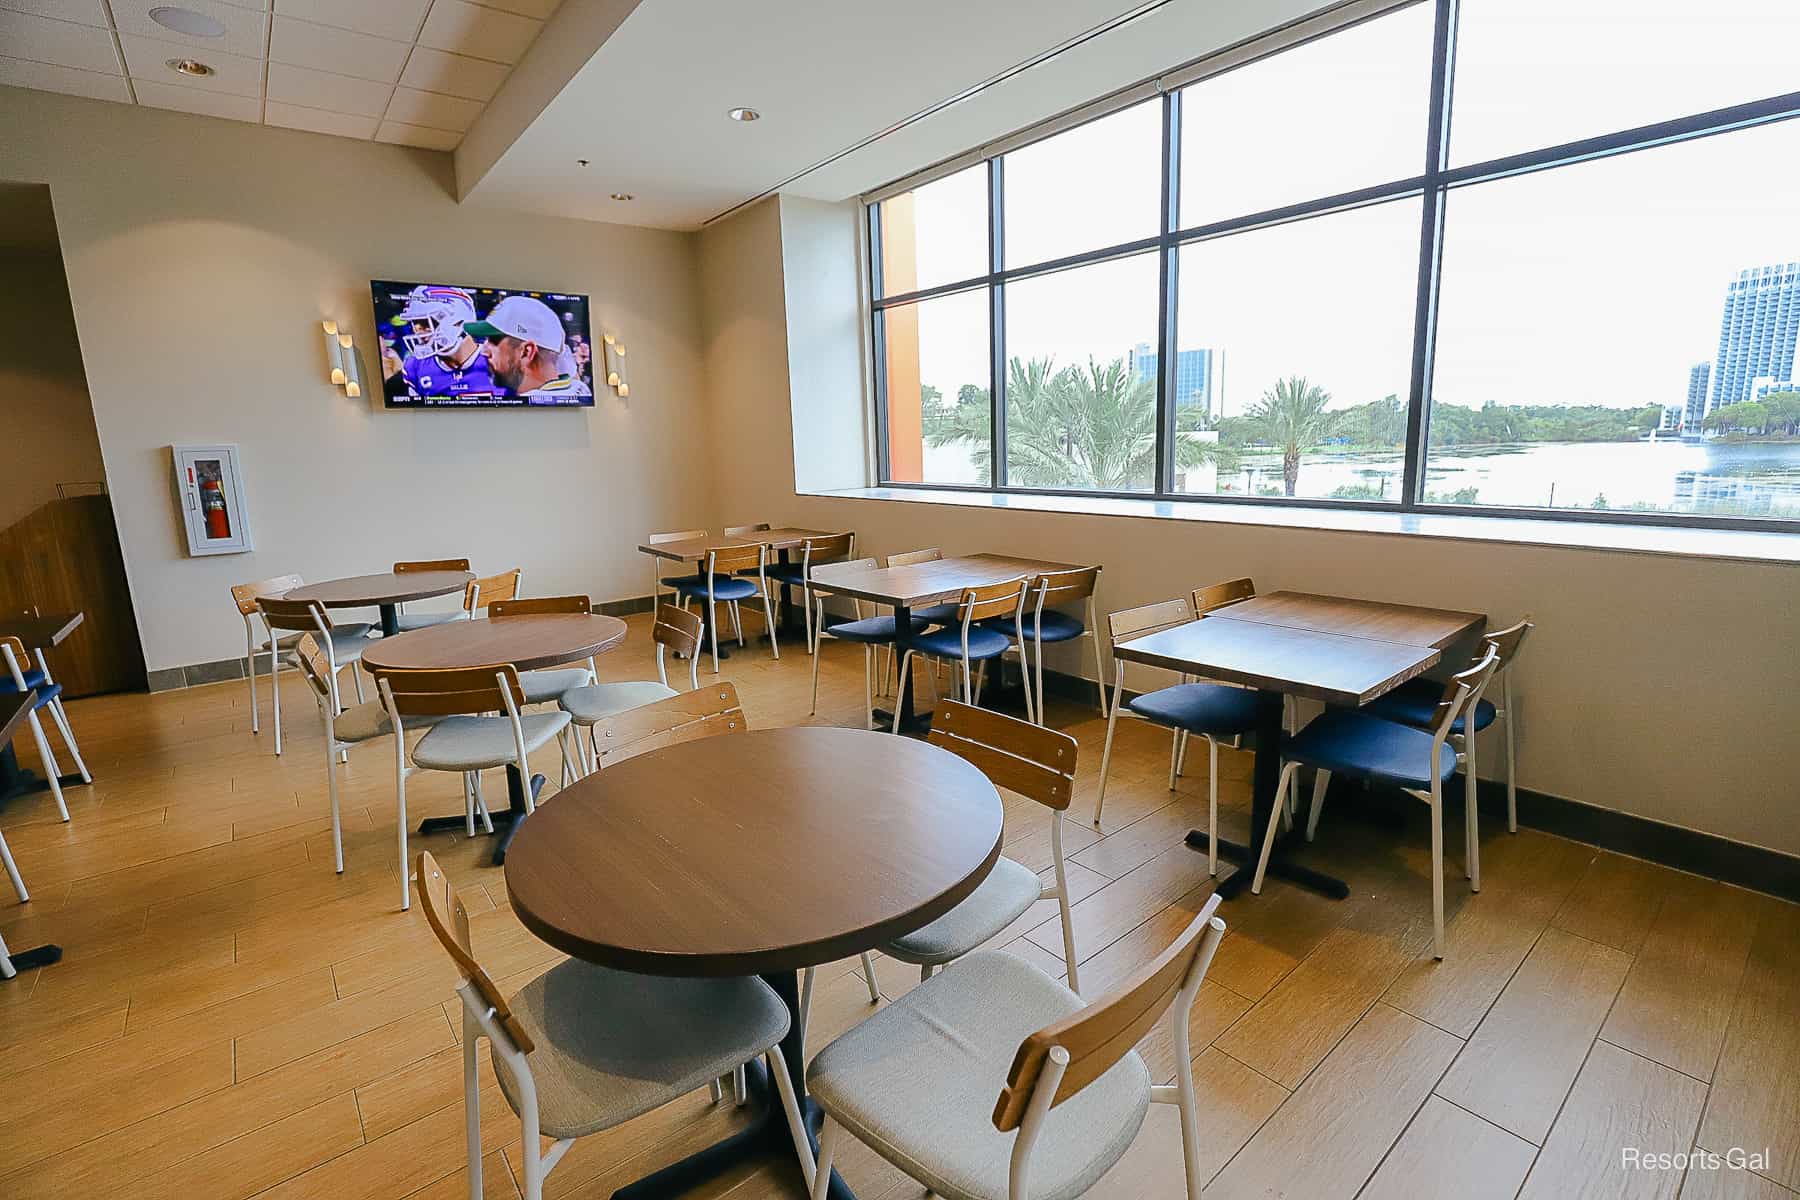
[1036,664,1800,904]
[593,594,656,618]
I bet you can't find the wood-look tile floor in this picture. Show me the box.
[3,611,1797,1200]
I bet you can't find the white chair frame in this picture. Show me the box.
[1,641,88,824]
[256,597,368,757]
[890,580,1034,734]
[648,528,707,609]
[675,544,781,675]
[1009,573,1109,724]
[806,557,886,729]
[789,533,855,655]
[0,822,31,978]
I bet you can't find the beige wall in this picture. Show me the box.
[697,196,1800,859]
[0,248,107,530]
[0,85,713,671]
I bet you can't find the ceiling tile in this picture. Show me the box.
[0,54,130,101]
[470,0,561,19]
[376,119,461,151]
[0,0,111,27]
[132,77,263,121]
[110,0,268,60]
[397,45,508,102]
[118,33,264,96]
[266,61,394,117]
[0,10,122,74]
[269,14,409,82]
[272,0,430,42]
[416,0,541,66]
[384,85,481,132]
[264,99,379,138]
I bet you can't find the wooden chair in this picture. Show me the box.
[885,546,958,625]
[487,595,597,706]
[1092,593,1261,875]
[1264,649,1501,958]
[0,637,89,823]
[394,558,471,573]
[648,528,707,606]
[231,574,372,739]
[391,558,473,629]
[723,522,771,536]
[256,595,374,757]
[767,532,855,653]
[802,893,1227,1200]
[667,544,780,674]
[414,850,807,1200]
[466,567,523,612]
[807,557,927,728]
[561,604,704,772]
[370,662,578,911]
[584,680,744,770]
[891,578,1032,733]
[986,567,1107,722]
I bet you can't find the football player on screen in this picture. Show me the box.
[466,295,593,403]
[389,285,501,399]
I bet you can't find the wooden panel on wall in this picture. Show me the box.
[0,494,145,696]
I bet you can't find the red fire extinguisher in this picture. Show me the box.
[201,477,232,539]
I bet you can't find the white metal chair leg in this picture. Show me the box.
[351,664,367,704]
[761,592,780,659]
[891,651,915,734]
[709,599,721,675]
[24,711,68,823]
[1250,762,1299,894]
[1304,768,1331,841]
[46,698,90,784]
[395,769,410,912]
[1428,779,1446,958]
[1205,737,1219,876]
[733,1063,747,1106]
[470,772,493,833]
[860,951,880,1002]
[1465,737,1481,893]
[1167,729,1182,791]
[863,645,874,729]
[270,641,284,756]
[809,613,823,714]
[708,1077,724,1103]
[323,739,345,873]
[767,1046,817,1192]
[1093,666,1126,826]
[0,828,27,902]
[801,583,815,653]
[246,626,261,734]
[809,1116,841,1200]
[729,601,745,647]
[461,1011,483,1200]
[1503,676,1518,833]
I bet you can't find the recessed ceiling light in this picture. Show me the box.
[150,6,228,37]
[167,58,215,77]
[610,193,634,201]
[727,107,760,122]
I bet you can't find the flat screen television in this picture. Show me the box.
[371,278,595,408]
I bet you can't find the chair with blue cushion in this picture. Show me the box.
[884,546,959,626]
[1364,615,1533,837]
[647,528,709,605]
[1092,585,1262,876]
[1255,648,1501,959]
[891,577,1033,733]
[764,532,854,654]
[807,557,926,732]
[982,566,1107,723]
[669,542,780,674]
[1,636,89,824]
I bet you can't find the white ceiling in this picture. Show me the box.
[0,0,562,150]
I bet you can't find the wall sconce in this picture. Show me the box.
[602,332,629,398]
[322,320,364,398]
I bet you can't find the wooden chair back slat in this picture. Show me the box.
[291,634,332,701]
[723,523,771,536]
[414,851,535,1054]
[1433,647,1501,733]
[958,577,1029,624]
[1483,615,1533,665]
[370,663,525,717]
[589,682,744,768]
[707,543,765,576]
[649,528,707,545]
[810,557,878,586]
[802,532,855,569]
[257,595,331,633]
[652,603,703,659]
[467,569,522,611]
[885,547,943,568]
[231,574,304,615]
[488,595,590,618]
[1107,596,1194,643]
[993,894,1225,1131]
[1192,577,1256,616]
[928,701,1077,812]
[1032,566,1100,610]
[394,558,470,573]
[0,636,32,675]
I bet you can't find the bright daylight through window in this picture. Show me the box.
[869,0,1800,525]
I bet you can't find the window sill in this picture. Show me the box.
[807,486,1800,566]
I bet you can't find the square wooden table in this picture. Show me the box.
[1113,592,1484,900]
[637,528,838,655]
[810,553,1096,733]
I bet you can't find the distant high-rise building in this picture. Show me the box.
[1130,343,1222,418]
[1709,262,1800,412]
[1682,361,1710,431]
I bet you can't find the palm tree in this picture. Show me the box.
[1246,376,1334,496]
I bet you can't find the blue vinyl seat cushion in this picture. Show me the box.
[1126,682,1261,737]
[0,668,48,694]
[762,561,808,584]
[911,602,960,625]
[660,573,706,590]
[904,624,1015,662]
[669,575,760,602]
[1285,709,1457,790]
[1364,677,1497,735]
[982,610,1086,644]
[1,680,62,711]
[823,614,928,645]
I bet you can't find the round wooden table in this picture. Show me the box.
[505,725,1003,1200]
[282,571,474,638]
[364,612,627,863]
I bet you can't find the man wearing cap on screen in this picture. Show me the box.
[465,295,593,402]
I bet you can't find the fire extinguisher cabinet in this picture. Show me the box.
[172,444,255,556]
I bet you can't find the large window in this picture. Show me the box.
[870,0,1800,527]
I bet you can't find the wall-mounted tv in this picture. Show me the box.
[372,279,595,408]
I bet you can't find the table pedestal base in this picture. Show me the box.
[0,742,84,806]
[416,764,545,867]
[2,943,62,976]
[1185,829,1351,900]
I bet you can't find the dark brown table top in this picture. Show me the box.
[0,612,83,648]
[637,527,836,562]
[282,571,474,608]
[1114,618,1441,706]
[504,726,1004,976]
[1208,590,1485,650]
[0,691,34,748]
[807,553,1093,608]
[359,612,627,673]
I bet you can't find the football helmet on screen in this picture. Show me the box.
[391,286,477,358]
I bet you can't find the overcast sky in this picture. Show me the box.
[893,0,1800,418]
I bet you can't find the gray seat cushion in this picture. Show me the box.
[519,668,592,705]
[332,699,444,743]
[260,624,373,656]
[559,680,678,724]
[881,856,1043,966]
[497,961,789,1140]
[808,950,1151,1200]
[393,609,470,632]
[411,711,572,770]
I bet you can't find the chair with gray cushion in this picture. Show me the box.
[390,558,471,630]
[370,660,579,911]
[801,893,1227,1200]
[392,566,523,632]
[485,595,599,707]
[232,575,372,753]
[414,851,810,1200]
[561,603,701,771]
[256,595,375,758]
